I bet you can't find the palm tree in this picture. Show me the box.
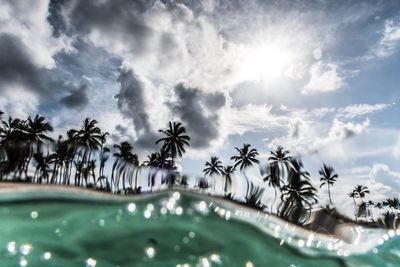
[70,118,102,186]
[269,146,291,160]
[268,146,293,169]
[98,146,110,188]
[98,132,109,179]
[203,156,223,190]
[0,117,26,145]
[143,150,173,189]
[203,156,223,176]
[0,117,27,179]
[133,159,143,191]
[143,153,158,190]
[32,152,52,184]
[348,191,358,221]
[263,173,279,214]
[374,201,384,210]
[221,166,235,195]
[231,144,260,171]
[352,185,370,220]
[71,118,102,150]
[62,130,78,185]
[197,176,210,189]
[263,146,293,214]
[383,197,400,212]
[48,136,65,184]
[156,121,191,168]
[245,182,265,210]
[25,115,54,144]
[353,185,370,203]
[143,153,158,168]
[367,200,375,221]
[381,210,399,229]
[318,163,338,206]
[152,150,173,170]
[23,115,54,180]
[268,145,294,184]
[231,143,259,197]
[112,141,138,191]
[279,159,317,224]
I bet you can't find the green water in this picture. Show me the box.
[0,189,399,267]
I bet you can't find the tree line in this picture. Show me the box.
[0,111,398,228]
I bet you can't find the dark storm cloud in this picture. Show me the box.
[59,85,89,108]
[48,0,69,37]
[51,0,157,55]
[115,70,150,132]
[203,92,226,111]
[114,70,159,150]
[0,33,43,94]
[0,33,98,111]
[168,83,226,148]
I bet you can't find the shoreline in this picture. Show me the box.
[0,182,391,242]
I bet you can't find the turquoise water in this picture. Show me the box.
[0,188,399,267]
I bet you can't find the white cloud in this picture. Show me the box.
[348,166,372,175]
[0,0,72,68]
[369,163,400,194]
[337,103,389,119]
[375,17,400,57]
[81,1,241,91]
[328,118,370,140]
[302,61,344,94]
[223,104,289,135]
[268,118,370,157]
[0,85,39,118]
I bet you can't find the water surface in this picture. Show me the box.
[0,187,398,267]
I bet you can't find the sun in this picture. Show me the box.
[240,43,294,82]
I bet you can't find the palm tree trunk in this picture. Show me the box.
[134,167,139,189]
[243,172,249,199]
[352,196,358,222]
[111,160,117,192]
[50,162,57,184]
[328,184,332,205]
[224,175,228,195]
[168,157,175,188]
[271,186,277,214]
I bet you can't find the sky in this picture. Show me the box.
[1,0,400,214]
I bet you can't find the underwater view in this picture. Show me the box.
[0,187,399,267]
[1,0,400,266]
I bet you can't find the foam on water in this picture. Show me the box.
[0,188,398,267]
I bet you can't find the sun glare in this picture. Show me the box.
[240,44,294,82]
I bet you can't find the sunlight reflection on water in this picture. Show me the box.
[0,189,398,266]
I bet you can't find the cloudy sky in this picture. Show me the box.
[1,0,400,211]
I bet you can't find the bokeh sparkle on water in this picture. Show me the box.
[0,188,399,267]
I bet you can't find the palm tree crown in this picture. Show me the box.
[230,143,260,171]
[221,165,235,194]
[0,117,25,144]
[268,146,291,162]
[282,159,318,207]
[319,163,338,205]
[156,121,190,165]
[279,159,317,223]
[72,118,102,150]
[25,115,54,144]
[353,185,370,201]
[203,156,223,176]
[113,141,138,165]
